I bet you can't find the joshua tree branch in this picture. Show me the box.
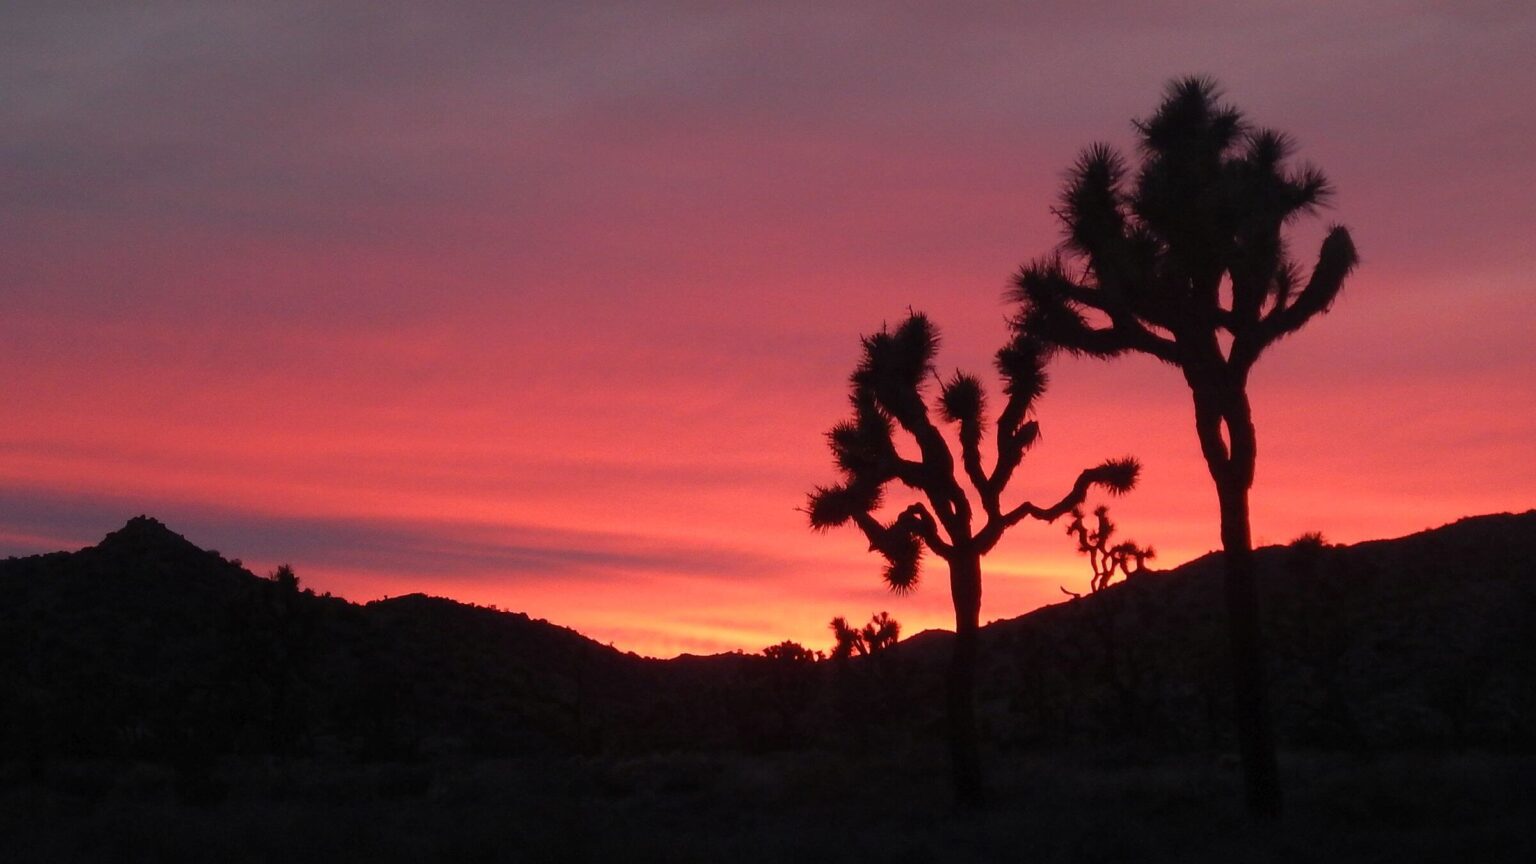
[998,472,1094,526]
[1257,226,1357,347]
[987,410,1037,505]
[1113,319,1182,364]
[849,503,954,561]
[848,510,886,546]
[958,422,991,513]
[888,456,932,491]
[1080,288,1185,365]
[975,461,1136,553]
[1055,312,1182,365]
[899,502,953,558]
[888,405,973,532]
[1038,263,1184,365]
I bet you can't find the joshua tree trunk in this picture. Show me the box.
[1197,386,1282,817]
[946,551,985,807]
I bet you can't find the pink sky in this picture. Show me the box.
[3,2,1533,656]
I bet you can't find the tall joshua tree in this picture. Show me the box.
[1011,77,1358,816]
[807,312,1137,804]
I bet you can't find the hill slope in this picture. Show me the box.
[956,511,1536,748]
[0,517,651,760]
[2,512,1533,763]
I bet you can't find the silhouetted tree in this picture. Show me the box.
[807,312,1138,804]
[830,616,860,661]
[829,611,901,660]
[1062,505,1154,596]
[755,640,821,747]
[828,612,909,750]
[1010,77,1358,816]
[268,562,300,593]
[762,640,820,665]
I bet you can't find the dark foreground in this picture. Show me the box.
[4,749,1532,863]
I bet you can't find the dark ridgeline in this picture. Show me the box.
[0,516,664,779]
[3,514,1534,858]
[804,312,1138,805]
[1,512,1534,778]
[1010,77,1359,816]
[0,516,886,778]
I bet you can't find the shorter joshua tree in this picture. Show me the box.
[830,611,901,660]
[807,312,1138,804]
[1063,506,1154,596]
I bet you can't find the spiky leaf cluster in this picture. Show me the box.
[807,311,1144,597]
[808,392,899,534]
[806,316,949,590]
[876,514,924,594]
[1087,458,1140,496]
[939,373,984,426]
[851,313,940,422]
[828,395,895,478]
[805,481,882,532]
[995,330,1049,406]
[1012,76,1359,375]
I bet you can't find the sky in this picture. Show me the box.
[3,1,1533,657]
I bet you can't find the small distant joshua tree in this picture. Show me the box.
[829,611,901,660]
[1062,506,1154,596]
[1060,506,1157,737]
[807,312,1138,805]
[1010,77,1358,816]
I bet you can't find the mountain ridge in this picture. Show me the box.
[12,508,1532,653]
[2,509,1532,763]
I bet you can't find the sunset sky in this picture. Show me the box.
[3,2,1533,657]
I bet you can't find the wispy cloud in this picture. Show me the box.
[0,484,792,584]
